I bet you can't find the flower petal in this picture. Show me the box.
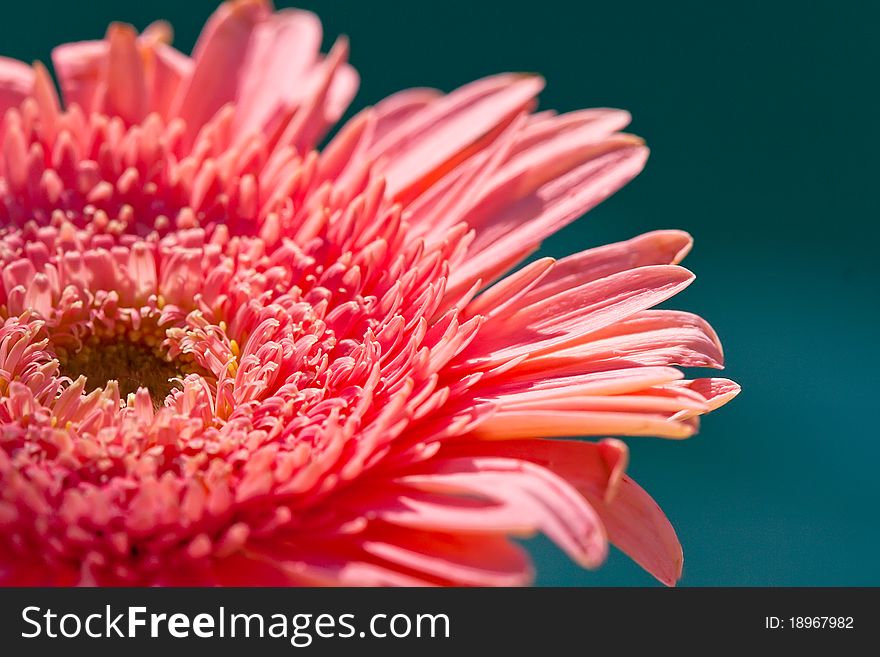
[377,74,544,203]
[446,139,648,293]
[0,57,33,114]
[512,309,726,373]
[105,23,149,124]
[398,456,608,568]
[670,377,741,420]
[370,87,442,145]
[172,0,270,141]
[232,9,323,138]
[51,41,107,112]
[458,265,695,368]
[522,231,693,304]
[444,439,683,586]
[360,528,532,586]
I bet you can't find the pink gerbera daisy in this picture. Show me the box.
[0,0,739,586]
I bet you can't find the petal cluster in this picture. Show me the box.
[0,1,738,586]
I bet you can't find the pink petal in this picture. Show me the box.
[0,57,33,114]
[399,456,608,568]
[377,74,544,202]
[338,484,539,535]
[105,23,148,124]
[490,365,686,396]
[147,44,193,120]
[317,108,376,187]
[405,112,526,244]
[369,87,441,145]
[670,377,741,420]
[232,9,323,138]
[445,439,683,586]
[521,309,725,371]
[448,144,648,292]
[597,476,684,586]
[522,230,693,304]
[465,256,555,319]
[171,0,269,141]
[511,108,633,156]
[459,265,695,367]
[229,541,443,586]
[51,41,107,112]
[269,37,354,156]
[473,409,695,440]
[360,528,533,586]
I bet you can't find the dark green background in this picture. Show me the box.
[3,1,876,585]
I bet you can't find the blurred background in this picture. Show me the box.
[2,0,876,585]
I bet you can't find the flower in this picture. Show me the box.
[0,0,739,587]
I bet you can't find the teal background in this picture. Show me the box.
[2,1,876,585]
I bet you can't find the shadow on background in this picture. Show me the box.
[2,0,876,585]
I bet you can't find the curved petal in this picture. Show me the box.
[457,265,695,368]
[670,377,741,420]
[441,439,683,585]
[171,0,270,140]
[451,145,649,293]
[369,87,441,145]
[51,41,107,112]
[360,528,532,586]
[233,9,323,138]
[397,456,608,568]
[0,58,33,115]
[376,74,544,203]
[521,231,693,304]
[105,23,149,124]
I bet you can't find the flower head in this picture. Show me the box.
[0,1,738,586]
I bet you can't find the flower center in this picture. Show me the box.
[51,312,195,407]
[59,336,183,406]
[58,337,183,403]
